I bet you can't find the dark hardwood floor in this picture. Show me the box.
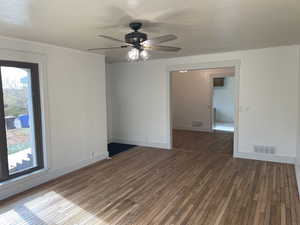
[0,130,299,225]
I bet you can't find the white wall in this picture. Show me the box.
[297,47,300,165]
[107,45,299,162]
[213,77,235,123]
[296,47,300,194]
[172,70,211,131]
[106,64,113,142]
[0,36,108,200]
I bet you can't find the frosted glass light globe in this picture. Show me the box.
[127,48,139,61]
[140,50,150,61]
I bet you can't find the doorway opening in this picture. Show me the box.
[212,75,235,133]
[169,65,238,156]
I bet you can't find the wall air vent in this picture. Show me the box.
[253,145,276,154]
[192,121,203,127]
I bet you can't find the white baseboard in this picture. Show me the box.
[111,138,170,149]
[295,165,300,197]
[234,152,296,164]
[0,153,109,200]
[173,126,211,132]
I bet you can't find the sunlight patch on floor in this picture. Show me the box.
[0,191,109,225]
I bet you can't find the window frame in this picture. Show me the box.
[0,60,44,182]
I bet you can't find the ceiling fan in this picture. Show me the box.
[88,22,181,61]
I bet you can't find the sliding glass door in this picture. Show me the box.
[0,60,43,182]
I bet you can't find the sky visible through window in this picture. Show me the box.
[1,66,29,89]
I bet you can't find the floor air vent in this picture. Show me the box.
[254,145,276,154]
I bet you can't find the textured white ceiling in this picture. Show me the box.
[0,0,299,62]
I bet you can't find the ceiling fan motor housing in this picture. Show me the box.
[125,31,147,46]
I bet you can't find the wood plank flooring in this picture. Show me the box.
[0,131,299,225]
[173,129,234,154]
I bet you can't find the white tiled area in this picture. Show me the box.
[214,122,234,132]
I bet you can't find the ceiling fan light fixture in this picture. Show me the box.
[127,48,140,61]
[140,50,150,61]
[89,22,180,62]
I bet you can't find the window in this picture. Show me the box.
[0,60,43,182]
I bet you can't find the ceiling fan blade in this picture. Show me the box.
[144,45,181,52]
[142,34,178,46]
[88,46,129,51]
[97,35,126,43]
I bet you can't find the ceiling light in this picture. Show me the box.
[127,48,150,61]
[127,48,139,61]
[140,50,150,61]
[179,70,188,73]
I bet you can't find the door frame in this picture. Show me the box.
[166,60,241,157]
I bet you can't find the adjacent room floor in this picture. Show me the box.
[173,129,234,155]
[1,132,299,225]
[213,122,235,132]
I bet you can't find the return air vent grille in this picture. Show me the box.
[253,145,276,154]
[192,121,203,127]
